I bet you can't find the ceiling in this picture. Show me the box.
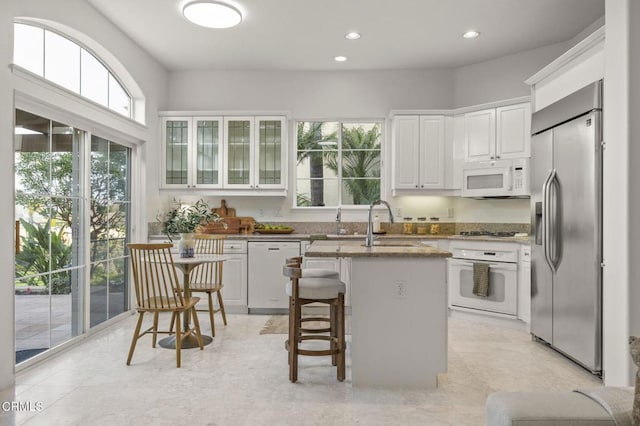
[88,0,604,72]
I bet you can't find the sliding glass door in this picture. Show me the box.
[14,109,131,364]
[89,136,130,327]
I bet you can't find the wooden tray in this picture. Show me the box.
[254,229,294,234]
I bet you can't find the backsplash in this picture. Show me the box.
[148,221,529,236]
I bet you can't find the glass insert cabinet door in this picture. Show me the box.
[224,117,253,188]
[194,117,223,187]
[162,117,190,187]
[161,116,223,188]
[255,116,285,189]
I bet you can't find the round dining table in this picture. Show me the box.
[157,253,229,350]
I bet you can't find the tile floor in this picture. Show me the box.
[0,311,601,426]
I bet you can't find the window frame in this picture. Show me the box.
[293,118,386,209]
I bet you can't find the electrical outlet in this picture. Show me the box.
[396,208,402,217]
[393,281,407,298]
[259,209,264,217]
[447,207,454,218]
[275,209,282,217]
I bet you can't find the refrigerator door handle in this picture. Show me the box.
[549,172,561,272]
[543,169,557,273]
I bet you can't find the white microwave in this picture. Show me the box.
[461,158,530,198]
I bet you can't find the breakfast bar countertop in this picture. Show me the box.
[304,240,453,258]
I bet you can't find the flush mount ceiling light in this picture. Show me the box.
[334,55,347,62]
[345,31,361,40]
[183,1,243,29]
[463,30,480,39]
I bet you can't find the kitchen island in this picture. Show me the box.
[305,240,452,389]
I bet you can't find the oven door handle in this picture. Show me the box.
[449,259,516,271]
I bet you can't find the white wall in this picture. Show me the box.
[452,42,570,108]
[0,0,168,391]
[602,0,633,386]
[147,69,454,222]
[158,49,565,224]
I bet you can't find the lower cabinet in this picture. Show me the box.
[517,245,531,324]
[221,240,248,312]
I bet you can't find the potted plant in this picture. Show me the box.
[157,199,224,257]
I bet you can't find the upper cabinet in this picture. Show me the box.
[393,115,445,190]
[161,114,287,194]
[392,115,459,192]
[464,102,531,162]
[223,116,286,190]
[162,116,223,189]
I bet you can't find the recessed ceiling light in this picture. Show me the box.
[345,32,361,40]
[334,56,347,62]
[183,1,242,29]
[463,30,480,39]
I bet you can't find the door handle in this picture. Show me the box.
[543,169,557,273]
[548,172,561,272]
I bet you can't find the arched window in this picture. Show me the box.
[13,22,133,119]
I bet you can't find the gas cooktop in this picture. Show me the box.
[457,231,517,237]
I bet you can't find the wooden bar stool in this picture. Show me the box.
[283,256,346,383]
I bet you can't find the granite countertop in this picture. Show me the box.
[304,240,453,258]
[148,233,530,244]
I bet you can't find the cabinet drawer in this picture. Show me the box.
[224,240,247,253]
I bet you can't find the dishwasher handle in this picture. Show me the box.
[268,247,280,251]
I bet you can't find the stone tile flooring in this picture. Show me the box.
[1,311,601,425]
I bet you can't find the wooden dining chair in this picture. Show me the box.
[189,234,228,336]
[283,256,346,383]
[127,243,203,368]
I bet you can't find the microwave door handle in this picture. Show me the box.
[544,169,557,273]
[505,166,513,191]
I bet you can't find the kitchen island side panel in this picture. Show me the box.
[350,257,447,388]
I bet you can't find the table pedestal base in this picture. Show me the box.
[158,334,213,349]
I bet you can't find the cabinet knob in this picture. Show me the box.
[415,185,419,188]
[420,185,424,188]
[495,155,500,159]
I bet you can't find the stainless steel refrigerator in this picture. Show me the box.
[530,80,603,375]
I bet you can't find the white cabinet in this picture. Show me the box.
[392,115,446,190]
[161,116,223,189]
[223,116,286,191]
[161,114,287,194]
[464,103,531,162]
[221,240,247,310]
[518,245,531,324]
[496,104,531,159]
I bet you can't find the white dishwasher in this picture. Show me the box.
[248,241,300,310]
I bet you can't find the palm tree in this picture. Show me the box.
[296,122,337,206]
[326,124,381,205]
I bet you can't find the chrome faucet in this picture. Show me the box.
[365,199,395,247]
[335,206,342,235]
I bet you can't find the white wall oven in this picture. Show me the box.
[447,240,519,316]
